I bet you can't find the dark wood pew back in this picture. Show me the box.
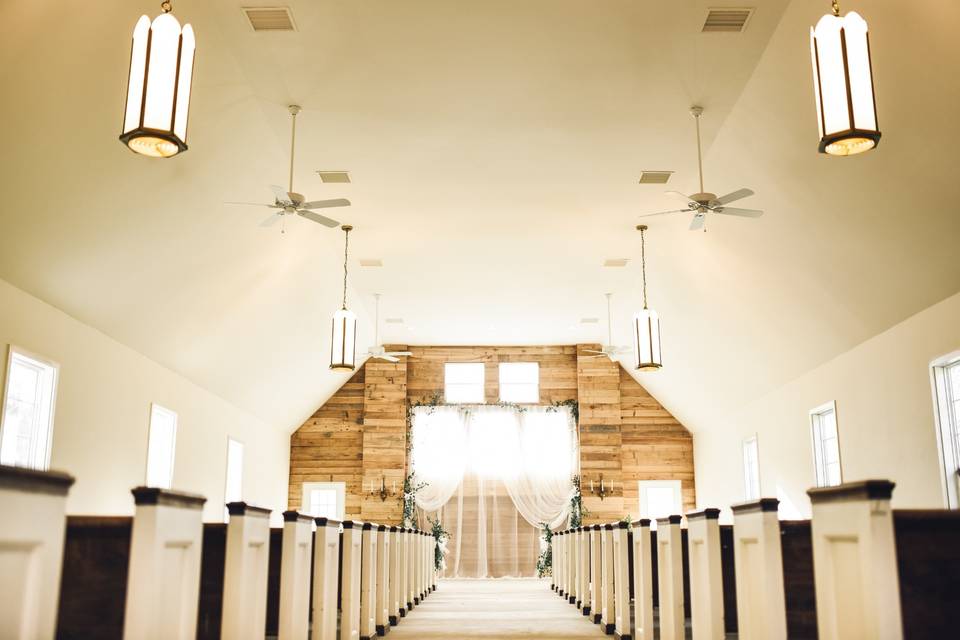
[894,509,960,639]
[719,524,738,634]
[779,520,817,639]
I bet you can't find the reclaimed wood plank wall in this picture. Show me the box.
[288,344,695,525]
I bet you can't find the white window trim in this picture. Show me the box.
[224,437,244,522]
[637,479,682,528]
[145,403,178,489]
[809,400,842,488]
[498,362,540,404]
[931,351,960,508]
[302,481,346,520]
[0,345,60,470]
[742,434,760,500]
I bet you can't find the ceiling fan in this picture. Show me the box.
[582,293,630,361]
[226,105,350,233]
[363,294,413,363]
[640,106,763,232]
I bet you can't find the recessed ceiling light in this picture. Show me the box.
[604,258,630,267]
[385,318,403,324]
[638,171,673,184]
[242,7,297,32]
[317,171,351,183]
[580,318,599,324]
[359,259,383,267]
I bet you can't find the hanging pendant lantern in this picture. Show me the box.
[330,225,358,371]
[633,225,662,370]
[119,1,196,158]
[810,1,880,156]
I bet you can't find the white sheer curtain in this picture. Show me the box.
[411,405,577,577]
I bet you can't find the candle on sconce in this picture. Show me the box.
[590,479,594,492]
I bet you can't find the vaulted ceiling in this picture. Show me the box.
[1,0,957,433]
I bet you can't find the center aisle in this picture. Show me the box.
[389,578,606,639]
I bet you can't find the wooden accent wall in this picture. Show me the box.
[288,344,695,525]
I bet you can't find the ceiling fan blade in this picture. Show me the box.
[225,201,276,208]
[715,207,764,217]
[665,190,696,204]
[582,349,604,354]
[259,214,281,227]
[713,188,754,206]
[375,354,400,363]
[270,185,292,204]
[638,209,689,218]
[301,198,352,210]
[384,351,413,357]
[297,210,340,228]
[689,214,705,231]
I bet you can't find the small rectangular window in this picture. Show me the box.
[499,362,539,403]
[810,401,842,487]
[444,362,485,404]
[302,481,345,520]
[932,355,960,507]
[224,437,244,521]
[638,479,682,529]
[0,346,59,470]
[742,435,760,500]
[145,404,177,489]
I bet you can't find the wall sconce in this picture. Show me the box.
[589,475,608,501]
[367,477,398,502]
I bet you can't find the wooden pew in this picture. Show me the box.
[388,526,401,625]
[611,521,632,639]
[341,520,363,640]
[278,511,313,640]
[631,519,654,640]
[360,523,378,640]
[590,524,603,624]
[599,524,615,633]
[718,524,738,637]
[0,465,74,640]
[375,524,391,636]
[655,515,685,640]
[312,517,341,640]
[686,509,723,639]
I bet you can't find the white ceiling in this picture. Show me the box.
[1,0,958,433]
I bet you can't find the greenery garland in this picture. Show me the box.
[569,475,587,528]
[429,516,450,571]
[536,522,553,577]
[402,471,427,528]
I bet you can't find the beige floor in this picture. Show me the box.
[387,578,607,639]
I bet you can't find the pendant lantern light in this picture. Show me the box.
[633,225,662,370]
[810,0,880,156]
[119,1,196,158]
[330,225,358,371]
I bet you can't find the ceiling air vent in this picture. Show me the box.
[580,318,599,324]
[385,318,404,324]
[242,7,297,32]
[639,171,673,184]
[317,171,351,183]
[359,259,383,267]
[702,8,753,33]
[604,258,629,267]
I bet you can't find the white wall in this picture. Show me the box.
[0,278,289,522]
[696,290,960,519]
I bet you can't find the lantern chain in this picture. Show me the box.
[831,0,840,16]
[161,1,172,14]
[341,226,351,310]
[640,225,648,310]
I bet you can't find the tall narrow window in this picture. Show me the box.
[810,401,842,487]
[224,437,244,521]
[145,403,177,489]
[444,362,485,404]
[932,355,960,508]
[638,479,682,529]
[742,435,760,500]
[0,347,59,470]
[302,481,345,519]
[499,362,539,403]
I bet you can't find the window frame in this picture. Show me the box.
[301,481,346,520]
[809,400,842,488]
[224,437,244,521]
[638,479,682,529]
[145,403,178,489]
[931,351,960,508]
[443,362,486,404]
[0,345,60,470]
[742,434,761,500]
[498,362,540,404]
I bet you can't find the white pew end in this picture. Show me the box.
[655,515,685,640]
[278,510,313,640]
[687,508,724,640]
[311,517,341,640]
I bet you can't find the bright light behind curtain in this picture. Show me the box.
[410,405,577,577]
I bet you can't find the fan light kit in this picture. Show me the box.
[582,293,630,361]
[810,0,880,156]
[226,105,352,233]
[330,225,358,371]
[364,294,413,362]
[119,1,195,158]
[639,106,764,231]
[633,225,662,371]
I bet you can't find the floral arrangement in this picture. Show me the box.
[402,471,428,528]
[429,516,450,571]
[536,522,553,577]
